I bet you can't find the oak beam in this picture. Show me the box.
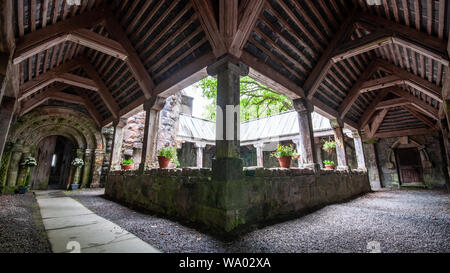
[359,88,390,128]
[304,8,356,99]
[373,128,436,138]
[368,108,388,138]
[375,97,410,110]
[192,0,226,57]
[104,11,154,99]
[228,0,265,58]
[360,75,403,93]
[389,87,439,120]
[80,59,119,119]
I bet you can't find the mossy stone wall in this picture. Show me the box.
[106,168,370,237]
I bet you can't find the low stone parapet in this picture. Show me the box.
[106,168,370,238]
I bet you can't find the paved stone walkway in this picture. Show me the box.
[35,190,160,253]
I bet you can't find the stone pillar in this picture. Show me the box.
[330,118,348,170]
[91,149,105,188]
[292,98,319,171]
[109,118,127,171]
[253,143,263,168]
[81,149,92,188]
[207,56,248,180]
[364,141,382,190]
[139,97,165,173]
[195,143,206,168]
[0,96,16,160]
[71,149,84,186]
[314,138,323,168]
[352,130,367,171]
[6,143,24,190]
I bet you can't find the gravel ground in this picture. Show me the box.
[0,192,51,253]
[69,189,449,253]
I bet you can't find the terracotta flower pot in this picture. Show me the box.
[325,148,335,154]
[277,156,292,168]
[325,164,335,170]
[122,164,134,170]
[158,156,171,169]
[293,155,300,159]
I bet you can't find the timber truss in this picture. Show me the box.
[9,0,450,138]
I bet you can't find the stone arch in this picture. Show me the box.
[2,106,105,191]
[386,137,432,169]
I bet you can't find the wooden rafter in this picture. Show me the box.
[366,108,389,138]
[104,11,153,99]
[80,58,120,120]
[373,128,436,138]
[14,8,107,64]
[14,28,127,65]
[228,0,265,58]
[304,8,357,99]
[375,97,410,110]
[389,87,439,120]
[359,88,390,128]
[192,0,226,57]
[402,105,437,129]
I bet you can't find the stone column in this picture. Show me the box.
[314,138,323,168]
[91,149,105,188]
[293,98,319,171]
[0,96,16,160]
[364,141,382,189]
[352,130,367,171]
[109,118,127,172]
[81,149,92,188]
[139,97,165,173]
[6,145,22,190]
[253,143,263,168]
[330,118,348,170]
[195,143,206,168]
[207,56,248,180]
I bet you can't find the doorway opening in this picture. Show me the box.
[30,136,74,190]
[395,147,424,187]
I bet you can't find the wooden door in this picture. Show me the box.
[395,148,424,186]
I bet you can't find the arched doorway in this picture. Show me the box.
[30,136,75,190]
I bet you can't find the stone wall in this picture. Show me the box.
[106,168,370,237]
[371,134,447,189]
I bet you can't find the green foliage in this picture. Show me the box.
[158,146,180,167]
[122,159,134,165]
[270,144,295,158]
[196,76,293,121]
[20,156,37,167]
[322,141,336,151]
[323,160,335,165]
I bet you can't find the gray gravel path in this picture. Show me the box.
[0,193,51,253]
[69,189,450,253]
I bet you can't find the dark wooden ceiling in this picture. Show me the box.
[10,0,450,138]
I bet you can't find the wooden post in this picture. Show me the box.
[109,118,127,172]
[293,98,319,171]
[139,97,165,173]
[207,55,248,180]
[352,130,367,171]
[253,143,263,168]
[330,118,349,170]
[81,149,92,188]
[195,143,206,168]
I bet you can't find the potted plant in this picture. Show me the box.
[157,146,180,168]
[292,151,300,159]
[122,159,134,170]
[323,160,335,170]
[71,158,84,190]
[322,140,336,154]
[270,144,295,168]
[18,157,37,194]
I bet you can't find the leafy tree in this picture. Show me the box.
[196,76,293,121]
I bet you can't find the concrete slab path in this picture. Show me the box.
[34,190,160,253]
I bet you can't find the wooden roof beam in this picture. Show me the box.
[366,108,388,138]
[304,8,357,99]
[228,0,265,58]
[13,8,108,64]
[402,105,438,129]
[375,97,410,110]
[338,60,380,119]
[104,10,154,99]
[192,0,226,57]
[373,128,436,138]
[359,75,403,93]
[359,88,390,128]
[389,87,439,120]
[80,58,120,120]
[72,87,102,127]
